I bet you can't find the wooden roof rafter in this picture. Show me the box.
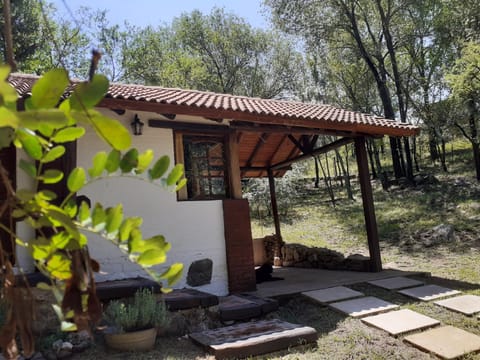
[271,137,355,171]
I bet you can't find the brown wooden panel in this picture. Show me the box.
[222,199,256,293]
[0,145,16,263]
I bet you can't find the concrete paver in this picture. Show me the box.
[329,296,399,318]
[253,267,424,298]
[361,309,440,336]
[302,286,364,304]
[434,295,480,316]
[404,325,480,359]
[398,284,460,301]
[368,276,423,290]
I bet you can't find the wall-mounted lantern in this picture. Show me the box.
[130,114,144,136]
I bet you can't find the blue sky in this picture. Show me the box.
[51,0,270,29]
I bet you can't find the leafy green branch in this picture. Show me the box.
[0,64,185,340]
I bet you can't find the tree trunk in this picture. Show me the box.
[403,137,414,181]
[335,149,353,200]
[317,155,336,206]
[373,141,389,190]
[467,98,480,180]
[412,136,420,172]
[440,138,448,172]
[428,129,439,162]
[376,0,413,181]
[344,3,403,179]
[314,156,320,188]
[2,0,16,71]
[366,139,377,179]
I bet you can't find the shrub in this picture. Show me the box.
[104,288,169,333]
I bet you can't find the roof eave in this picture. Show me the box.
[99,98,419,138]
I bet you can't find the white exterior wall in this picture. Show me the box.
[76,109,229,295]
[15,150,36,273]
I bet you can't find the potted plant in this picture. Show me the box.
[103,288,169,351]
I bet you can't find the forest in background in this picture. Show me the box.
[1,0,480,191]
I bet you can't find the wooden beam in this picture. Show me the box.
[287,135,308,153]
[268,134,288,166]
[241,166,268,172]
[173,133,188,200]
[148,119,228,133]
[355,137,382,272]
[246,133,270,167]
[268,168,282,238]
[226,130,242,199]
[241,133,269,177]
[231,121,360,137]
[271,137,355,170]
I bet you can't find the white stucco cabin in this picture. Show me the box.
[3,74,419,296]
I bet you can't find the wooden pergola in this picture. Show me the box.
[8,74,420,290]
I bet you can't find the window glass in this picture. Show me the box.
[183,134,228,200]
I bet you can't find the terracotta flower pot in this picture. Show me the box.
[105,327,157,351]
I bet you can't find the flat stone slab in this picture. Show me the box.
[434,295,480,316]
[219,295,262,321]
[302,286,364,304]
[189,319,318,359]
[237,293,279,314]
[404,325,480,359]
[368,276,423,290]
[398,284,460,301]
[329,296,399,318]
[162,288,219,311]
[96,277,161,301]
[362,309,440,336]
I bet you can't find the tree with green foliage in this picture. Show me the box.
[0,65,184,358]
[446,42,480,180]
[122,8,304,99]
[265,0,414,180]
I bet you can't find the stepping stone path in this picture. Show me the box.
[329,296,399,318]
[434,295,480,316]
[361,309,440,336]
[315,280,480,359]
[189,319,318,359]
[397,284,460,301]
[302,286,364,304]
[218,294,278,321]
[368,276,423,290]
[404,325,480,359]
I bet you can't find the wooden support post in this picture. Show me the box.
[267,168,281,239]
[226,130,243,199]
[355,137,382,272]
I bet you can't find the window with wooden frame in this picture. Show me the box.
[175,132,229,200]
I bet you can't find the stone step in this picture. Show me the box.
[329,296,399,318]
[398,284,460,301]
[95,277,161,301]
[189,319,318,359]
[361,309,440,336]
[367,276,424,290]
[162,288,219,311]
[404,325,480,359]
[218,294,279,321]
[302,286,364,304]
[434,294,480,316]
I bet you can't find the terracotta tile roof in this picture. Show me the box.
[8,73,419,137]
